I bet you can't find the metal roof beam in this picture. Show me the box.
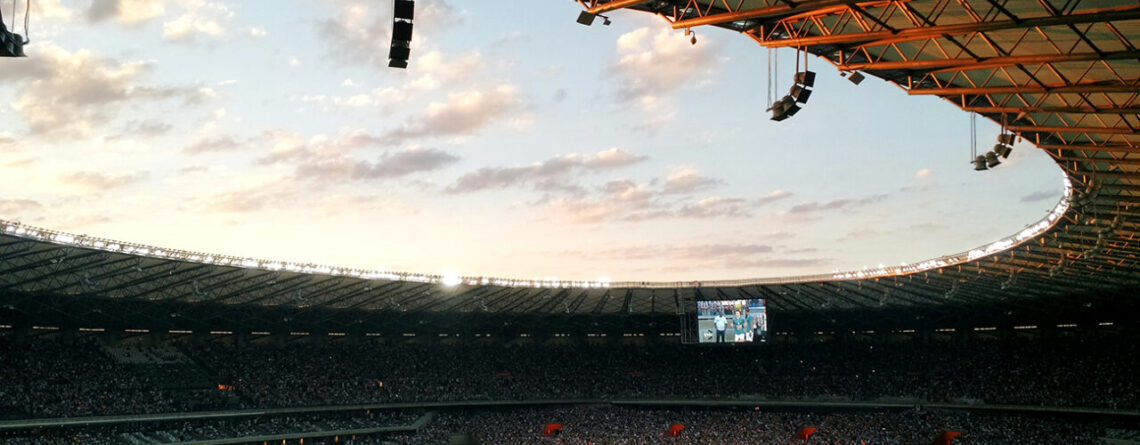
[586,0,649,14]
[671,0,860,30]
[840,50,1140,72]
[759,5,1140,48]
[964,106,1140,115]
[1013,126,1138,135]
[908,82,1140,96]
[1038,144,1140,153]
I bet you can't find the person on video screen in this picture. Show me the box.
[745,307,754,342]
[713,309,727,343]
[733,309,746,342]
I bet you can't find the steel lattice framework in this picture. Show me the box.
[1,0,1140,335]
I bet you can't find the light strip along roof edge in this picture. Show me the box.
[0,182,1069,289]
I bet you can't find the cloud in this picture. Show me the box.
[676,197,753,218]
[0,45,212,138]
[294,50,488,115]
[908,222,948,231]
[163,1,234,43]
[610,27,721,104]
[757,189,793,205]
[446,148,647,194]
[788,194,888,214]
[317,0,461,68]
[191,180,297,214]
[554,243,828,270]
[379,85,523,145]
[86,0,165,25]
[121,120,173,138]
[663,167,721,194]
[295,147,460,182]
[1020,190,1059,203]
[58,171,149,191]
[0,198,43,216]
[183,136,244,154]
[737,258,832,268]
[914,168,931,179]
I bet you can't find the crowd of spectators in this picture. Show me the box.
[2,406,1108,444]
[1,410,420,444]
[1,333,1138,421]
[410,406,1105,445]
[188,336,1140,410]
[0,337,242,419]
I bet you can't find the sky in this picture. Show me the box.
[0,0,1068,282]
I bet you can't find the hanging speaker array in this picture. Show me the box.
[388,0,414,69]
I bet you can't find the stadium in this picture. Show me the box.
[1,0,1139,444]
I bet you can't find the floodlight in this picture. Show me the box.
[441,272,461,287]
[846,71,865,85]
[388,59,408,69]
[998,134,1015,145]
[770,96,799,121]
[973,155,988,171]
[602,16,611,25]
[577,11,596,26]
[993,143,1012,158]
[985,151,1001,168]
[793,71,816,88]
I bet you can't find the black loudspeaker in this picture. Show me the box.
[794,71,816,88]
[577,11,596,25]
[393,21,413,42]
[389,45,410,61]
[789,85,812,104]
[0,23,26,57]
[394,0,415,20]
[388,0,415,69]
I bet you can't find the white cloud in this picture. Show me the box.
[663,167,721,194]
[446,148,648,194]
[611,26,721,104]
[162,1,233,43]
[379,85,523,145]
[1,44,211,138]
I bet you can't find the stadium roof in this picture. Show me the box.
[0,0,1139,331]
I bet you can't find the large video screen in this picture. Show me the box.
[697,299,767,343]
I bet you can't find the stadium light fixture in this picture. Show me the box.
[578,12,610,26]
[441,271,461,287]
[993,143,1012,158]
[985,151,1001,168]
[845,71,865,85]
[771,71,814,121]
[972,155,988,171]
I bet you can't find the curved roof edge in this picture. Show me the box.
[0,180,1070,290]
